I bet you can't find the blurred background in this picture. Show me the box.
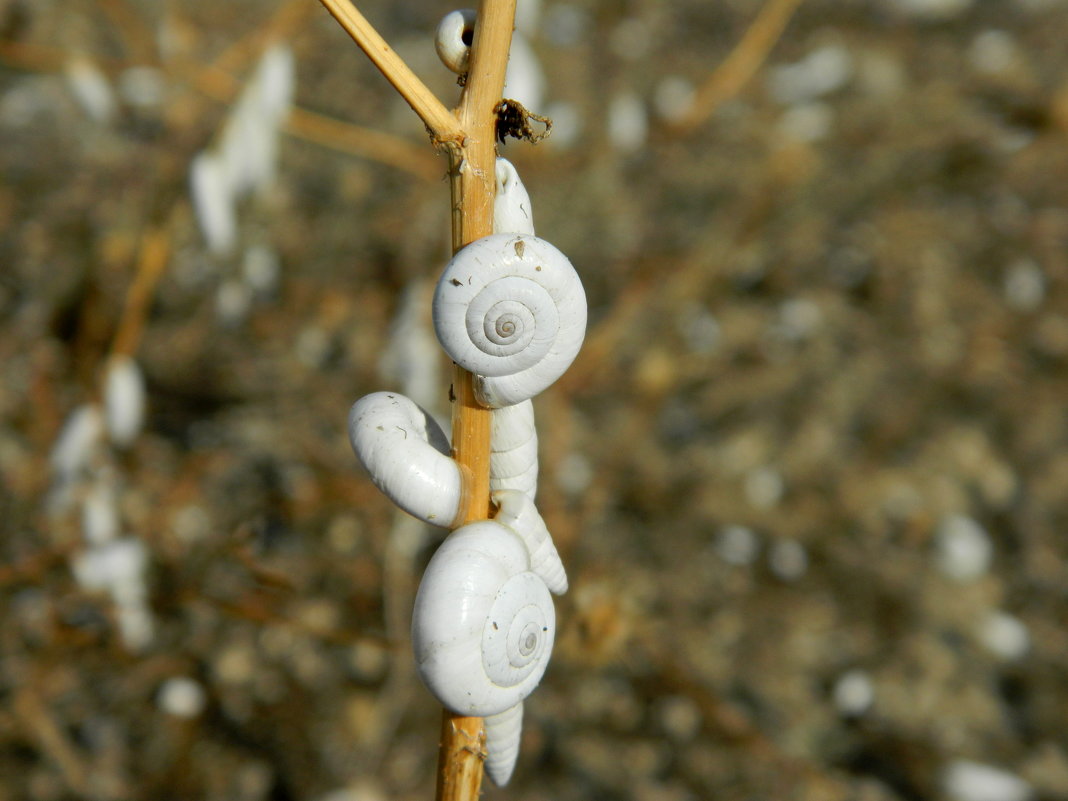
[2,0,1068,799]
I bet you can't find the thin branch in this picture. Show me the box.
[110,226,171,359]
[316,0,464,145]
[674,0,805,134]
[285,107,442,181]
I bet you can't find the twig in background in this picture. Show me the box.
[674,0,805,133]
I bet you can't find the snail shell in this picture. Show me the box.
[493,158,535,237]
[484,702,523,785]
[490,400,538,499]
[432,233,587,409]
[347,392,466,528]
[492,489,567,595]
[411,519,557,717]
[434,9,476,74]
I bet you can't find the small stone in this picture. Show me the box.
[778,102,834,143]
[770,44,853,105]
[978,611,1030,661]
[943,760,1032,801]
[714,525,760,566]
[158,677,207,719]
[833,669,875,716]
[654,75,696,123]
[607,92,648,153]
[745,466,784,510]
[655,695,702,743]
[968,30,1018,75]
[556,452,593,497]
[936,515,992,582]
[1003,259,1045,312]
[768,539,808,581]
[118,66,167,108]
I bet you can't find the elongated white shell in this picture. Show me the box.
[412,521,556,717]
[348,392,464,527]
[491,400,538,498]
[484,702,523,786]
[492,489,567,595]
[433,233,586,409]
[493,159,535,237]
[104,355,146,448]
[435,9,476,74]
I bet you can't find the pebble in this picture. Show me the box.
[556,452,593,497]
[654,695,702,743]
[770,44,853,105]
[158,676,208,719]
[607,92,648,153]
[118,66,167,109]
[978,611,1030,661]
[1003,259,1045,312]
[935,515,992,582]
[242,243,281,295]
[654,76,696,123]
[833,669,875,716]
[745,466,784,510]
[943,760,1032,801]
[888,0,974,20]
[768,539,808,581]
[968,30,1018,76]
[778,102,834,143]
[715,525,760,566]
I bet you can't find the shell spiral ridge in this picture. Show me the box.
[433,233,586,409]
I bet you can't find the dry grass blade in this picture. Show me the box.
[316,0,463,145]
[674,0,805,133]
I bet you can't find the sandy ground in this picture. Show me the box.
[3,0,1068,799]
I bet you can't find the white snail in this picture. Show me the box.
[434,8,476,74]
[347,157,579,786]
[493,158,535,237]
[490,400,538,499]
[347,392,466,528]
[432,233,586,409]
[412,490,566,785]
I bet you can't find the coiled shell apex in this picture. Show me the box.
[433,233,587,409]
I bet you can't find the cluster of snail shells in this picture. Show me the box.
[347,151,586,785]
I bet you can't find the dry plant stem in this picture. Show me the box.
[285,107,441,181]
[438,2,517,797]
[675,0,805,133]
[318,1,516,795]
[317,0,463,144]
[110,226,171,358]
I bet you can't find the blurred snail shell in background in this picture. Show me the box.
[432,233,587,409]
[435,8,476,74]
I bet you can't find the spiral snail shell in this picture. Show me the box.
[411,490,566,783]
[433,233,586,409]
[434,8,476,74]
[347,392,466,528]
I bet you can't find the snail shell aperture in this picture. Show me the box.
[434,9,476,74]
